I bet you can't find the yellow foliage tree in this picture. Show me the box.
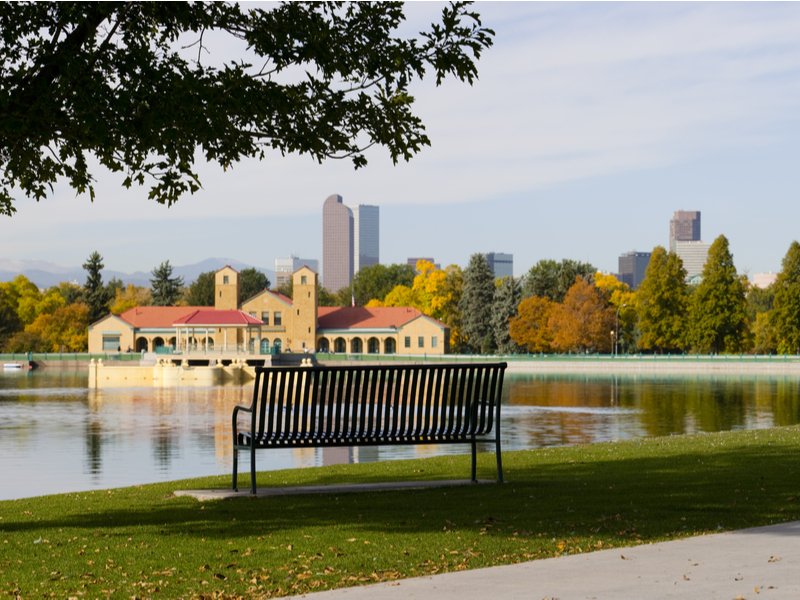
[26,303,90,352]
[110,284,152,315]
[509,295,554,353]
[549,277,615,353]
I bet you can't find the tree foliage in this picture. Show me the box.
[82,251,111,323]
[686,235,749,353]
[636,246,688,353]
[110,284,152,315]
[522,259,596,303]
[770,241,800,354]
[0,2,493,215]
[509,295,554,353]
[492,277,521,354]
[239,268,270,303]
[150,260,184,306]
[184,271,215,306]
[548,277,614,353]
[352,263,415,306]
[458,253,495,353]
[26,302,90,352]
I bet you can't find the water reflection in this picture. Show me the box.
[3,370,800,501]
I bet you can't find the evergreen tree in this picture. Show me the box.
[82,251,111,323]
[492,276,521,354]
[686,235,749,353]
[459,253,496,353]
[636,246,688,353]
[770,241,800,354]
[150,261,184,306]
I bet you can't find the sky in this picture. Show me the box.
[3,2,800,279]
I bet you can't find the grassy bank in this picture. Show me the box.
[2,427,800,598]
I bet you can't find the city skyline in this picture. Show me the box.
[3,3,800,278]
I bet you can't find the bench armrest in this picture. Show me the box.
[232,404,253,439]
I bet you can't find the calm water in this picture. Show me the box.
[2,369,800,501]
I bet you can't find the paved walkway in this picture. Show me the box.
[284,520,800,600]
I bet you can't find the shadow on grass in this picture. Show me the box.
[5,433,800,548]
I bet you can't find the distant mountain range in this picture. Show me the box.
[0,257,275,289]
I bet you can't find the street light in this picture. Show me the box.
[615,303,627,357]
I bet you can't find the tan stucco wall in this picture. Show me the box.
[396,317,448,356]
[88,316,135,353]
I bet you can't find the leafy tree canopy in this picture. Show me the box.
[0,1,493,215]
[352,263,415,306]
[522,259,596,303]
[185,271,215,306]
[239,268,270,303]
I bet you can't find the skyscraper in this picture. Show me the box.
[322,194,353,293]
[669,210,701,251]
[618,251,651,289]
[353,204,379,273]
[274,256,319,289]
[485,252,513,278]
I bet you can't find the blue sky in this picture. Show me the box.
[2,2,800,279]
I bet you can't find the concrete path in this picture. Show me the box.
[284,520,800,600]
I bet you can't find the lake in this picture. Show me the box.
[2,368,800,501]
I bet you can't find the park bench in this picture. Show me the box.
[232,362,507,494]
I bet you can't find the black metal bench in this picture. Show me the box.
[232,362,507,494]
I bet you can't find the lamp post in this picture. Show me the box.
[615,303,627,357]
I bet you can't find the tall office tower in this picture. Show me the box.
[674,240,711,282]
[353,204,380,273]
[485,252,514,278]
[274,256,320,289]
[322,194,353,293]
[618,251,651,289]
[669,210,701,251]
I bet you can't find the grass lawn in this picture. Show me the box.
[2,427,800,598]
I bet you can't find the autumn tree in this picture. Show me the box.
[686,235,749,353]
[594,272,636,354]
[82,251,111,323]
[636,246,688,353]
[492,277,521,354]
[0,284,22,339]
[150,261,184,306]
[522,259,596,303]
[770,241,800,354]
[26,303,90,352]
[548,277,614,353]
[110,284,152,315]
[509,295,555,353]
[459,254,496,353]
[0,2,493,216]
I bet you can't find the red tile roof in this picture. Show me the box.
[318,306,443,330]
[119,306,202,328]
[173,309,263,326]
[119,306,262,328]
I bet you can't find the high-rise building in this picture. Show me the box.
[274,256,319,289]
[485,252,513,279]
[669,210,701,251]
[618,251,651,289]
[322,194,353,293]
[674,240,711,282]
[353,204,379,273]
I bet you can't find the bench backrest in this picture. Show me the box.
[248,363,507,441]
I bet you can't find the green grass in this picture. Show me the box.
[3,428,800,598]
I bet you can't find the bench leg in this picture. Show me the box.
[250,446,257,495]
[496,434,504,483]
[232,446,239,491]
[470,441,477,483]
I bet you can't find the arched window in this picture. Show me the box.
[317,338,330,353]
[384,338,397,355]
[334,337,346,353]
[367,337,380,354]
[351,338,363,353]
